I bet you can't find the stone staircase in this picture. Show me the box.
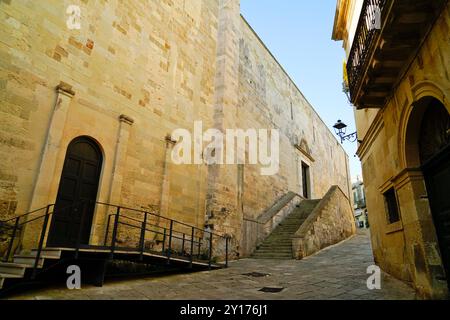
[0,248,62,290]
[251,199,321,259]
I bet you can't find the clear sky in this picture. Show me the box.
[241,0,363,182]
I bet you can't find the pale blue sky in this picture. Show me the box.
[241,1,362,182]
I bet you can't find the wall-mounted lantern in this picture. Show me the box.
[333,120,360,144]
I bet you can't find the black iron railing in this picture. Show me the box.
[347,0,390,100]
[0,201,230,279]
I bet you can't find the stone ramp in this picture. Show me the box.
[251,200,321,259]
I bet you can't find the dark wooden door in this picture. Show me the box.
[301,162,309,199]
[47,137,102,247]
[423,146,450,288]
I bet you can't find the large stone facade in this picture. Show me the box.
[333,0,450,299]
[0,0,351,257]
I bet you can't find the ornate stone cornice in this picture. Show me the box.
[294,144,315,163]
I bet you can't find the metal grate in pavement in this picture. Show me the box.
[259,287,284,293]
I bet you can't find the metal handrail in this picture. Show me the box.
[95,201,225,238]
[2,199,230,275]
[0,204,55,224]
[114,214,203,246]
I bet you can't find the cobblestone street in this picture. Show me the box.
[7,230,416,300]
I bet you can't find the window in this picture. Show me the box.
[290,102,294,120]
[384,188,400,224]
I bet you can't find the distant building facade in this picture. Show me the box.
[352,178,368,229]
[333,0,450,299]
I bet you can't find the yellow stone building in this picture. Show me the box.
[0,0,353,268]
[333,0,450,298]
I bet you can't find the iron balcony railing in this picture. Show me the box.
[347,0,390,100]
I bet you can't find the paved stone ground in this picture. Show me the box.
[7,230,417,300]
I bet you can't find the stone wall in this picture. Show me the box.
[0,0,351,258]
[292,185,356,259]
[353,4,450,299]
[0,0,220,233]
[237,16,352,222]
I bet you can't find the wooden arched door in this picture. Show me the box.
[419,99,450,288]
[47,137,103,247]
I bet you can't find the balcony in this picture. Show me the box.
[347,0,448,109]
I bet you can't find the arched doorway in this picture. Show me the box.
[47,137,103,247]
[417,98,450,288]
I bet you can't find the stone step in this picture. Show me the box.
[270,232,297,235]
[255,246,292,251]
[273,225,302,229]
[252,253,293,258]
[264,241,292,245]
[265,236,292,238]
[272,227,301,231]
[13,255,50,268]
[273,223,302,227]
[258,246,292,251]
[0,262,28,276]
[250,199,321,260]
[254,250,292,255]
[252,254,292,260]
[264,241,292,244]
[0,272,25,290]
[252,250,292,254]
[262,245,291,248]
[29,248,62,259]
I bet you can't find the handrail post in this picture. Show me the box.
[4,217,20,262]
[32,205,51,279]
[189,227,194,268]
[181,233,185,256]
[162,228,166,254]
[75,201,87,259]
[110,206,121,259]
[225,236,229,268]
[167,220,174,264]
[208,232,213,270]
[139,212,148,261]
[197,238,201,258]
[104,214,113,246]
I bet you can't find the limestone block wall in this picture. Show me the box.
[356,4,450,299]
[237,17,352,224]
[292,186,356,259]
[0,0,352,258]
[0,0,220,236]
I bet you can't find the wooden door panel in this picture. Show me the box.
[47,138,102,247]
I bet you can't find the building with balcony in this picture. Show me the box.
[333,0,450,298]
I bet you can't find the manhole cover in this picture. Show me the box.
[242,272,270,278]
[259,287,284,293]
